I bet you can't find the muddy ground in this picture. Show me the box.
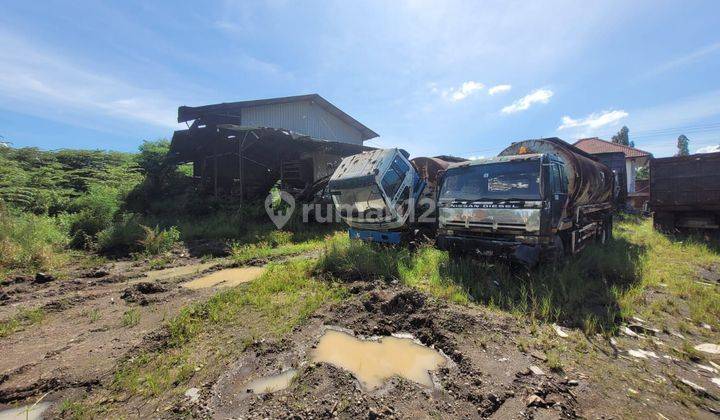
[1,250,720,418]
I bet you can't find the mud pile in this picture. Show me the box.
[194,281,579,419]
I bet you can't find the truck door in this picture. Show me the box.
[548,162,568,229]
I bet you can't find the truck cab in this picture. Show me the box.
[328,149,424,240]
[436,153,570,262]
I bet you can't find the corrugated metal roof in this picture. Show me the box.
[177,94,378,141]
[573,137,651,158]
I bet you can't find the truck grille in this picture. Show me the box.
[444,220,528,232]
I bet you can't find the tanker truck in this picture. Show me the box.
[436,137,615,264]
[327,148,462,244]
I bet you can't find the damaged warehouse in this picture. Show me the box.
[168,94,377,201]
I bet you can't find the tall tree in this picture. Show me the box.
[676,134,690,156]
[612,126,630,146]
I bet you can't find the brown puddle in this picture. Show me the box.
[242,369,297,394]
[143,262,219,283]
[0,402,51,420]
[182,267,266,290]
[311,330,446,390]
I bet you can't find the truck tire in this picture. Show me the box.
[605,215,613,242]
[653,212,675,233]
[597,215,612,245]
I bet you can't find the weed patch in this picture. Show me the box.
[0,307,45,338]
[121,309,141,328]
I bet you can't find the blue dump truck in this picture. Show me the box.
[329,138,615,265]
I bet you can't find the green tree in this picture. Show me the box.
[136,139,174,193]
[676,134,690,156]
[612,126,631,146]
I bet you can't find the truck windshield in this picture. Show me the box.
[333,184,389,218]
[440,160,541,201]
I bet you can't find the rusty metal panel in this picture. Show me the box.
[650,152,720,211]
[500,138,613,207]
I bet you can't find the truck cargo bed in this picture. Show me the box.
[650,152,720,211]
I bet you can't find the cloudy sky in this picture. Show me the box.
[1,0,719,157]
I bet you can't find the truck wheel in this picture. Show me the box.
[605,216,613,242]
[653,212,675,233]
[551,235,566,262]
[597,215,613,245]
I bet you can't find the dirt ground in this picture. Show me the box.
[1,249,720,418]
[0,248,228,406]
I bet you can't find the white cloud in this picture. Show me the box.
[558,109,628,130]
[466,155,486,160]
[488,84,512,95]
[647,42,720,77]
[697,144,720,154]
[439,81,485,102]
[0,29,184,129]
[501,89,553,114]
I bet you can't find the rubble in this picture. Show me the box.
[695,343,720,355]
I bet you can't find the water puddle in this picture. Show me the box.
[0,402,51,420]
[311,329,446,390]
[182,267,266,290]
[243,369,297,394]
[143,262,219,283]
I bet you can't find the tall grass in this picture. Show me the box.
[0,205,68,275]
[315,217,720,333]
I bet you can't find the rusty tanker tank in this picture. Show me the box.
[499,137,614,208]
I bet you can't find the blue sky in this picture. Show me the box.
[1,0,719,158]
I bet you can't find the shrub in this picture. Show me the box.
[96,213,145,254]
[69,185,121,248]
[0,205,68,274]
[138,225,181,255]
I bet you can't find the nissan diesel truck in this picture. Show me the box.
[327,148,460,244]
[435,138,615,264]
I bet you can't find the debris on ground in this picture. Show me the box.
[695,343,720,355]
[552,323,569,338]
[529,365,546,376]
[184,388,200,403]
[621,326,641,338]
[628,349,658,359]
[33,272,55,284]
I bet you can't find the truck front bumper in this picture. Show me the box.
[436,234,543,265]
[349,228,403,244]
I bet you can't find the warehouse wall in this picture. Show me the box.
[240,100,364,145]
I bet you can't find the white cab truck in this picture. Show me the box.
[327,148,457,244]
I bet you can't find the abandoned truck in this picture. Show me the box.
[436,138,615,263]
[649,151,720,235]
[327,148,461,243]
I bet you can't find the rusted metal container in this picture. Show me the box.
[650,152,720,211]
[499,137,613,207]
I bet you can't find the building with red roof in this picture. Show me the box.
[574,137,652,195]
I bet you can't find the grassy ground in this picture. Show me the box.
[230,229,335,265]
[53,216,720,418]
[71,259,346,417]
[317,216,720,333]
